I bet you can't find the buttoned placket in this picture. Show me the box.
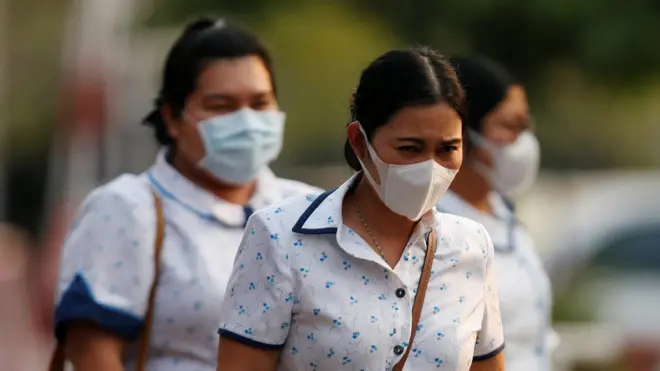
[337,217,434,366]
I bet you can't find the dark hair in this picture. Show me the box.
[143,17,276,146]
[344,46,465,171]
[448,55,513,132]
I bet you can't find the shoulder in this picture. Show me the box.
[74,173,155,226]
[90,173,151,205]
[274,176,324,199]
[434,210,493,256]
[59,174,159,278]
[435,210,488,236]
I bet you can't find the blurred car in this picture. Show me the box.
[539,171,660,370]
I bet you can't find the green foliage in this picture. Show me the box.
[252,4,401,165]
[348,0,660,86]
[144,0,660,168]
[145,0,304,26]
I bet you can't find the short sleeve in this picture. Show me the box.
[54,187,156,342]
[473,224,506,361]
[218,211,294,349]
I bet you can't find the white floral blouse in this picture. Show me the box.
[219,173,505,371]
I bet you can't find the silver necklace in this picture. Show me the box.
[352,202,386,260]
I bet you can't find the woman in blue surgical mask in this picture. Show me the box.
[437,56,557,371]
[50,18,322,371]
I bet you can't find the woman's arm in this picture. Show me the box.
[470,352,505,371]
[64,322,125,371]
[54,186,156,369]
[216,337,280,371]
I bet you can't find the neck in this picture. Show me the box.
[350,175,417,239]
[449,164,492,214]
[170,150,256,205]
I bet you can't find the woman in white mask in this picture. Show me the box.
[216,46,505,371]
[437,56,556,371]
[50,18,322,371]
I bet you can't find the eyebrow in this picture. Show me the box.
[439,137,462,145]
[202,91,273,102]
[397,137,462,145]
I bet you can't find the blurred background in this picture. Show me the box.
[1,0,660,370]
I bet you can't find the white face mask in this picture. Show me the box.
[469,129,540,196]
[356,129,458,221]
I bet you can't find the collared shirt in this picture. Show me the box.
[437,191,555,371]
[54,150,322,371]
[219,173,505,371]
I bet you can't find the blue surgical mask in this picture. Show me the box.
[195,108,285,185]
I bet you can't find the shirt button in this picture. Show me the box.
[395,288,406,298]
[393,345,405,355]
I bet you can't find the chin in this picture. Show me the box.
[207,173,255,187]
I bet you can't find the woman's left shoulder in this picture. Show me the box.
[433,211,494,259]
[435,210,489,239]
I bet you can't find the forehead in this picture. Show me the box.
[195,56,273,97]
[375,102,462,140]
[498,86,528,116]
[509,84,527,101]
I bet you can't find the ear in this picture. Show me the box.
[346,121,366,161]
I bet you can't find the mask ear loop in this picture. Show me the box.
[174,111,208,169]
[466,129,500,192]
[355,125,385,187]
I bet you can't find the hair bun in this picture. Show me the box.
[182,17,218,37]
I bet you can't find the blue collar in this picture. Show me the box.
[291,172,437,236]
[292,189,338,234]
[291,173,361,235]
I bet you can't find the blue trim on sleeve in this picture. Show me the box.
[55,273,144,342]
[218,329,285,350]
[291,189,338,235]
[473,342,505,361]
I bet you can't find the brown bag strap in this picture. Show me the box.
[393,229,437,371]
[135,190,166,371]
[48,190,165,371]
[48,343,65,371]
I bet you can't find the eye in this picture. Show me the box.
[443,144,459,152]
[207,104,235,113]
[397,146,421,153]
[438,144,460,155]
[251,100,274,110]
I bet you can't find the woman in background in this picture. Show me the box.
[437,55,556,371]
[53,18,321,371]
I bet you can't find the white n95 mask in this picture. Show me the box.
[356,128,458,221]
[196,108,285,185]
[469,129,540,196]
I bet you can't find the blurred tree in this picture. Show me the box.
[251,3,401,165]
[143,0,306,26]
[350,0,660,87]
[149,0,660,87]
[144,0,660,169]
